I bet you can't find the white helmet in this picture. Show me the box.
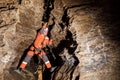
[43,27,48,36]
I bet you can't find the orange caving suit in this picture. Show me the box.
[19,28,52,70]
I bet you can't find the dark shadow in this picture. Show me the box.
[95,0,120,41]
[70,55,79,80]
[48,18,55,38]
[18,0,22,4]
[62,9,70,27]
[42,0,54,22]
[75,75,80,80]
[53,30,78,55]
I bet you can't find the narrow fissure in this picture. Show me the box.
[42,0,54,22]
[42,1,80,79]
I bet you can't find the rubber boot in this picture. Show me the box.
[49,66,57,72]
[14,68,22,74]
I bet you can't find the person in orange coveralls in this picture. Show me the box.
[16,22,54,73]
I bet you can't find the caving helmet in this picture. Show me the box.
[40,22,49,36]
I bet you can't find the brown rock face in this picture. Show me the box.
[0,0,44,80]
[0,0,120,80]
[68,6,120,80]
[45,0,120,80]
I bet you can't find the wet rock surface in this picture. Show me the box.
[0,0,120,80]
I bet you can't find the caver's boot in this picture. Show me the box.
[14,68,22,74]
[49,66,57,72]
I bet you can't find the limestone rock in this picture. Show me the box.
[0,0,44,80]
[0,0,120,80]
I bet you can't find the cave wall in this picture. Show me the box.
[0,0,44,80]
[68,6,120,80]
[0,0,19,79]
[49,0,120,80]
[0,0,120,80]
